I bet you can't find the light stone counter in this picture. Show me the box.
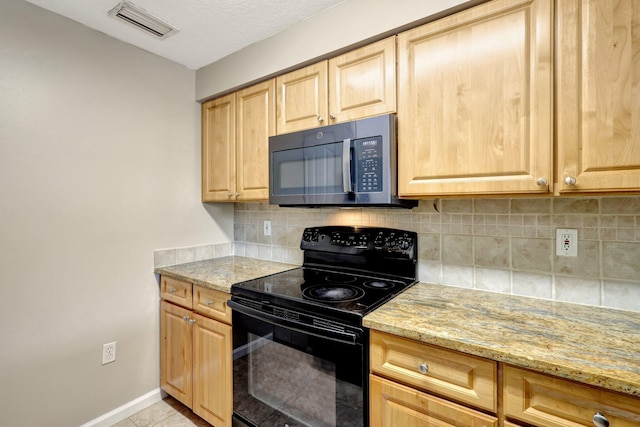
[363,282,640,397]
[154,256,298,293]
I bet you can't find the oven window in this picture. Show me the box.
[233,313,364,427]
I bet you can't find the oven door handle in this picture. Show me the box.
[228,300,359,346]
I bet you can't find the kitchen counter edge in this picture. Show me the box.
[154,256,299,293]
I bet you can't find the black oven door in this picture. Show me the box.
[230,304,367,427]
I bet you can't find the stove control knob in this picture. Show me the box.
[399,239,411,250]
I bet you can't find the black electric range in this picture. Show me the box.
[228,226,417,427]
[230,226,418,329]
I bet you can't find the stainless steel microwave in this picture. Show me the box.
[269,114,416,208]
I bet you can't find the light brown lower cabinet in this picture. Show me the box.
[160,277,232,427]
[370,375,498,427]
[504,365,640,427]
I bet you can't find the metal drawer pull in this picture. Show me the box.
[536,178,548,186]
[418,362,429,374]
[189,319,197,325]
[593,413,609,427]
[565,176,577,186]
[182,315,189,321]
[168,288,177,294]
[206,300,213,306]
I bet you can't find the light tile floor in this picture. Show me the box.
[111,396,211,427]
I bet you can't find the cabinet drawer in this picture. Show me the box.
[370,375,498,427]
[370,331,496,412]
[504,365,640,427]
[160,276,193,309]
[193,285,232,325]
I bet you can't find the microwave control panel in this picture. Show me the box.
[355,136,383,192]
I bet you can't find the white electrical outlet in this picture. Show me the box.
[102,341,116,365]
[263,220,272,236]
[556,229,578,257]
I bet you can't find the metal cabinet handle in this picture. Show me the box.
[227,192,233,197]
[189,319,196,325]
[329,113,336,120]
[235,192,240,196]
[536,178,548,186]
[593,413,609,427]
[182,315,189,321]
[317,115,324,123]
[206,300,213,306]
[168,288,176,294]
[565,176,577,186]
[418,362,429,374]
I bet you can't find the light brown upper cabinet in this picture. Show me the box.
[276,37,396,134]
[556,0,640,194]
[202,80,275,202]
[397,0,553,197]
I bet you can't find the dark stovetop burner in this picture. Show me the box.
[303,284,365,302]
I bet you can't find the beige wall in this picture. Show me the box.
[0,1,232,425]
[195,0,479,100]
[234,199,640,313]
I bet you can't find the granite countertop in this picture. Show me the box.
[154,256,298,293]
[363,282,640,397]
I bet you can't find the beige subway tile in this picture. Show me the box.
[602,241,640,281]
[475,267,511,293]
[154,249,176,268]
[418,260,442,284]
[603,279,640,311]
[511,198,551,214]
[442,199,472,213]
[442,264,474,288]
[442,235,473,265]
[617,228,636,241]
[195,245,214,261]
[474,236,510,268]
[214,242,232,257]
[553,239,599,277]
[601,196,640,214]
[418,233,441,262]
[176,247,195,265]
[553,198,599,214]
[512,237,552,272]
[512,272,553,299]
[554,276,601,305]
[474,199,510,213]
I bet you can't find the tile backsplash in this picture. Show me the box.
[233,197,640,312]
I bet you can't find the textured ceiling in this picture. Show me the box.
[22,0,345,70]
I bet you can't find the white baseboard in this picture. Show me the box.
[79,388,164,427]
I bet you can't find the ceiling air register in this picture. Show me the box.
[108,1,179,39]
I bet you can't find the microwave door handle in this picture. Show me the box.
[342,138,352,193]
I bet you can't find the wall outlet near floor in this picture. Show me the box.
[263,220,272,236]
[556,228,578,257]
[102,341,116,365]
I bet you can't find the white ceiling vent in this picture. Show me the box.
[108,1,179,39]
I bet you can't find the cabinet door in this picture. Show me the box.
[276,61,328,134]
[160,301,193,408]
[370,375,498,427]
[236,80,275,201]
[193,313,232,427]
[397,0,553,196]
[504,365,640,427]
[556,0,640,193]
[202,94,236,202]
[328,37,396,123]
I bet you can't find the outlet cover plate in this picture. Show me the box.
[556,228,578,257]
[102,341,117,365]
